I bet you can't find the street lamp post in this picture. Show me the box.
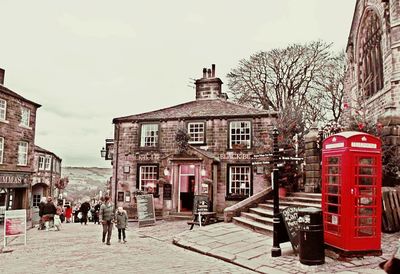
[271,127,282,257]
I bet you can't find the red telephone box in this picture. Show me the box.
[322,131,382,255]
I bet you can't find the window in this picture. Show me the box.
[138,165,158,193]
[0,137,3,164]
[228,166,251,197]
[140,124,159,147]
[188,122,205,144]
[38,156,45,170]
[229,121,251,149]
[33,194,41,207]
[0,99,6,121]
[357,10,384,98]
[45,156,51,171]
[117,192,124,202]
[18,141,28,165]
[20,107,30,127]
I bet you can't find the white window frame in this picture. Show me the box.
[229,166,251,197]
[38,155,45,170]
[20,107,30,128]
[45,156,51,171]
[0,137,4,164]
[140,124,159,147]
[188,122,205,144]
[139,165,158,191]
[0,99,6,121]
[229,121,251,149]
[17,141,28,166]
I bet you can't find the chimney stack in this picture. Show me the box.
[0,68,4,85]
[195,64,223,100]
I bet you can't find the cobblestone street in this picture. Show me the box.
[0,220,254,274]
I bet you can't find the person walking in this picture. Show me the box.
[115,206,128,243]
[64,204,72,223]
[93,202,101,225]
[100,196,114,245]
[80,200,91,225]
[38,197,47,230]
[42,197,57,231]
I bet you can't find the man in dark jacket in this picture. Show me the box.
[38,197,47,230]
[42,197,57,231]
[80,201,91,225]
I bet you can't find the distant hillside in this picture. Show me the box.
[62,167,112,203]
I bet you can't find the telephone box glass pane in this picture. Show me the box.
[328,166,339,174]
[359,167,374,175]
[356,207,375,216]
[359,177,374,185]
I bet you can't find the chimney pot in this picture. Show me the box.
[202,68,207,78]
[207,68,212,78]
[0,68,4,85]
[211,64,215,77]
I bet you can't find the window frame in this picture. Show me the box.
[187,121,206,145]
[228,120,252,149]
[136,164,159,197]
[0,99,6,121]
[0,137,4,164]
[38,155,45,170]
[139,123,159,148]
[17,141,28,166]
[20,106,31,128]
[44,156,51,171]
[226,164,252,200]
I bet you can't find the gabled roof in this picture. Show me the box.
[0,85,41,108]
[113,99,276,123]
[34,145,62,161]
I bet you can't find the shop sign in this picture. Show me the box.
[3,209,27,247]
[133,153,160,162]
[0,173,29,185]
[219,152,251,160]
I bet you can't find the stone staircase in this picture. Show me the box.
[232,192,322,235]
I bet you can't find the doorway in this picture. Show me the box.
[179,165,196,212]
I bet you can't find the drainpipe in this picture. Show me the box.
[114,124,120,209]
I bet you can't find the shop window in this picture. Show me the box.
[117,192,124,202]
[140,124,159,147]
[188,122,205,144]
[227,165,251,198]
[17,141,28,166]
[20,107,30,128]
[38,156,45,170]
[138,165,159,196]
[0,99,6,121]
[0,137,3,164]
[229,121,251,149]
[33,194,41,207]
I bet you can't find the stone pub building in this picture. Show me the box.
[107,65,276,217]
[0,68,41,216]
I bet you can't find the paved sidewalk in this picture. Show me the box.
[173,222,400,274]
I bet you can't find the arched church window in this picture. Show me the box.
[357,10,384,98]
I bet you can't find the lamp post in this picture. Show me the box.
[271,126,282,257]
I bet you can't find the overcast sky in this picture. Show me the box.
[0,0,356,168]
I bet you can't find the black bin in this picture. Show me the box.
[298,207,325,265]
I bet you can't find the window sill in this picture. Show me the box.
[19,124,32,130]
[225,195,248,201]
[17,164,28,167]
[0,119,9,124]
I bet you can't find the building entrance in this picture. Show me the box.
[179,165,196,212]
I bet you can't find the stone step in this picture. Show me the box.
[280,196,322,204]
[261,200,322,209]
[240,212,273,226]
[232,216,273,235]
[290,192,322,199]
[248,207,274,218]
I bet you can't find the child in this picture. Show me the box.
[115,206,128,243]
[54,206,63,231]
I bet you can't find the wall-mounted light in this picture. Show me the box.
[200,166,207,177]
[100,147,106,158]
[163,167,170,176]
[123,165,130,173]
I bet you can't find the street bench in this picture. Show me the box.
[187,211,217,230]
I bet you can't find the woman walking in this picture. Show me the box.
[100,196,114,245]
[115,206,128,243]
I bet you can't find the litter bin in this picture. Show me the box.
[298,207,324,265]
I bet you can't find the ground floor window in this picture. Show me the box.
[33,194,41,207]
[138,164,159,196]
[228,165,251,198]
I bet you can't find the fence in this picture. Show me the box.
[382,187,400,232]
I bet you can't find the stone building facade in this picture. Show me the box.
[107,65,277,216]
[31,145,62,207]
[0,68,41,214]
[345,1,400,149]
